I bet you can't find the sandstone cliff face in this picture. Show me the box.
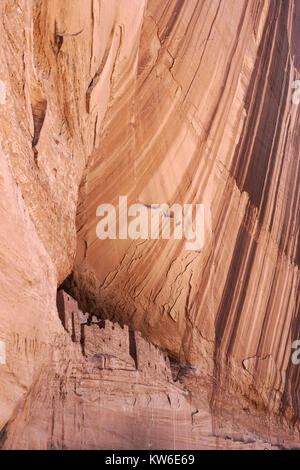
[0,0,299,449]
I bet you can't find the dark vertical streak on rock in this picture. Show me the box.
[159,0,185,44]
[231,0,286,209]
[211,205,256,416]
[0,423,8,449]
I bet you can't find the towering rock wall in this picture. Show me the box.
[0,0,299,449]
[71,0,300,430]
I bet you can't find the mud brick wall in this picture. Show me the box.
[57,289,88,343]
[82,320,136,368]
[57,290,172,378]
[133,331,172,381]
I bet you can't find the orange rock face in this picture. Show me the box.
[0,0,299,449]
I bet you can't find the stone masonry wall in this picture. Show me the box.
[57,289,172,381]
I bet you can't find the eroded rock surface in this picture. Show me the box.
[0,0,299,449]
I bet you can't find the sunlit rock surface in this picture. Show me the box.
[0,0,299,449]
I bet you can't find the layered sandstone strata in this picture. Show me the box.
[0,0,299,449]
